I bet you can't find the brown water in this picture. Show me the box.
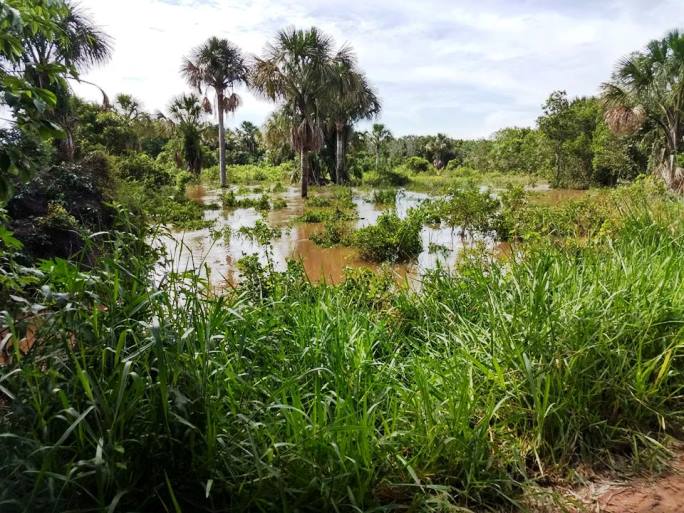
[161,183,584,289]
[528,184,588,205]
[159,186,489,289]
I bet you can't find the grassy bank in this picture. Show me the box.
[0,186,683,512]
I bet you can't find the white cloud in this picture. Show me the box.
[72,0,684,138]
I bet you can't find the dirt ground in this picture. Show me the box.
[566,449,684,513]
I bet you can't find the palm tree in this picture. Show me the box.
[165,93,206,175]
[327,64,381,183]
[21,1,111,160]
[251,27,353,197]
[263,108,296,167]
[601,30,684,190]
[115,94,142,121]
[181,37,248,187]
[425,133,452,169]
[368,123,392,171]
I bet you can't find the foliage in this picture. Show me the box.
[116,153,172,186]
[404,155,431,173]
[310,219,351,247]
[371,189,397,205]
[352,211,423,262]
[601,29,684,190]
[182,36,248,187]
[238,220,281,244]
[0,0,69,200]
[2,191,683,512]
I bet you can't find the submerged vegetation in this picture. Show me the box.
[2,2,684,512]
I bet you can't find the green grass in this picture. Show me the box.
[0,182,683,512]
[202,162,295,185]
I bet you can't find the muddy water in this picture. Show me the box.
[162,183,589,289]
[528,184,588,205]
[160,186,486,289]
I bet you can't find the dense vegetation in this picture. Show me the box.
[2,1,684,512]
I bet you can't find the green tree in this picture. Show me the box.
[367,123,392,171]
[601,29,684,190]
[0,0,105,200]
[263,108,295,166]
[182,37,248,187]
[251,27,353,197]
[165,93,205,174]
[18,0,111,161]
[326,63,380,183]
[538,92,599,186]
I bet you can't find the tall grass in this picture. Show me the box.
[0,190,683,512]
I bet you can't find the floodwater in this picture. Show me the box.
[160,185,488,289]
[161,183,586,289]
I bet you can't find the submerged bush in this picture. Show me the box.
[352,211,423,262]
[371,189,397,205]
[310,219,351,247]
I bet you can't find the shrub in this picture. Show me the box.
[405,156,431,173]
[175,170,194,197]
[310,220,351,247]
[221,191,271,211]
[117,153,172,186]
[352,211,423,262]
[238,220,281,245]
[439,184,499,235]
[364,170,410,187]
[272,198,287,210]
[371,189,397,205]
[307,195,332,208]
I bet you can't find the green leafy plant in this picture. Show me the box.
[352,211,423,262]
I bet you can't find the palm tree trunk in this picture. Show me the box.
[335,123,345,184]
[301,148,308,198]
[217,91,227,188]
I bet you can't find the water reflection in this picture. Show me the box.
[160,186,495,289]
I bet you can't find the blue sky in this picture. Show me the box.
[73,0,684,138]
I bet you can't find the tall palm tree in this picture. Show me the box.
[601,30,684,190]
[164,93,206,175]
[20,1,111,161]
[327,63,381,183]
[181,37,248,187]
[368,123,392,172]
[251,27,353,197]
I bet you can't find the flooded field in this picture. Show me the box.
[160,185,474,288]
[161,183,585,289]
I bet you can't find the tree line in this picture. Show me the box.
[2,0,684,203]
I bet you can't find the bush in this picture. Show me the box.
[364,170,410,187]
[175,170,194,195]
[439,184,500,235]
[371,189,397,205]
[404,156,431,173]
[117,153,172,186]
[352,211,423,262]
[310,220,351,247]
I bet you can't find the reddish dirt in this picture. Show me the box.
[597,451,684,513]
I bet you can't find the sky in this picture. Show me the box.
[72,0,684,139]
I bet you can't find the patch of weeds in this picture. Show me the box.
[371,189,397,205]
[238,220,281,245]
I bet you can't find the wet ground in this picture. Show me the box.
[161,183,586,289]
